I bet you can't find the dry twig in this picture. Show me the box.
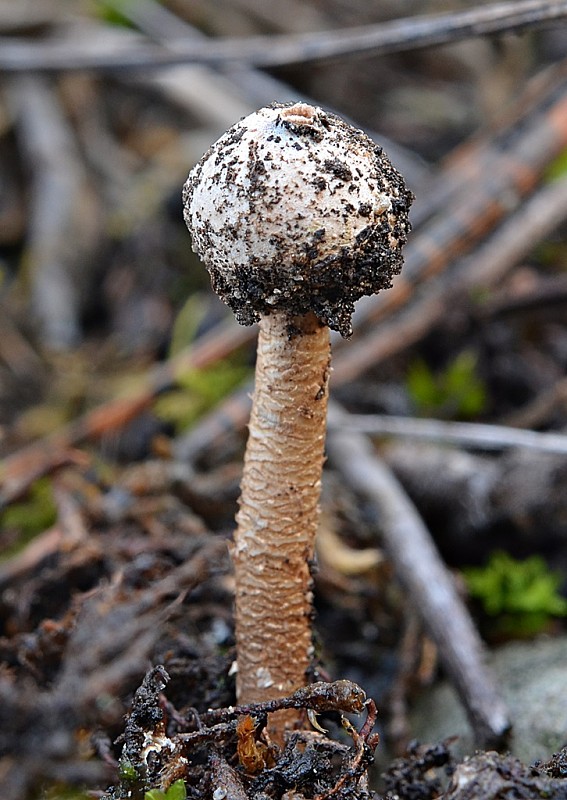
[111,0,429,186]
[338,170,567,382]
[0,320,252,508]
[333,413,567,455]
[6,74,98,348]
[0,0,566,72]
[349,62,567,337]
[326,404,511,749]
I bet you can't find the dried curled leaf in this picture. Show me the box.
[236,715,269,774]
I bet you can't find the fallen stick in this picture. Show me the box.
[1,0,566,72]
[337,170,567,383]
[410,56,567,226]
[325,404,511,750]
[350,62,567,334]
[7,74,96,348]
[113,0,429,188]
[330,414,567,455]
[0,320,252,508]
[381,439,567,549]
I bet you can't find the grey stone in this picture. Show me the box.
[411,635,567,764]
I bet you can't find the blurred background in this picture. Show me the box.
[1,0,566,442]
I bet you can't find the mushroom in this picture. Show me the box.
[183,102,412,740]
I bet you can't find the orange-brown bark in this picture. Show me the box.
[233,310,330,738]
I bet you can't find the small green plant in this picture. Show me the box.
[463,551,567,637]
[154,358,250,431]
[154,293,250,431]
[118,757,138,783]
[0,478,57,560]
[43,788,93,800]
[407,350,486,419]
[95,0,136,28]
[145,780,187,800]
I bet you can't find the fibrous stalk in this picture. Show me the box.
[232,310,330,738]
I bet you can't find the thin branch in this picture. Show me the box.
[336,170,567,383]
[0,0,566,72]
[326,404,511,750]
[113,0,300,105]
[114,0,428,186]
[503,377,567,428]
[7,75,90,348]
[410,57,567,227]
[0,319,253,509]
[339,63,567,341]
[332,414,567,455]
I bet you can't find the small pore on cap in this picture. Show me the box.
[279,103,317,127]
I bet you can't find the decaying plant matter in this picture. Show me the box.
[106,666,380,800]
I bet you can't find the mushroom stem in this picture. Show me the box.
[233,309,330,737]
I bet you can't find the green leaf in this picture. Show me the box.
[0,478,57,560]
[406,350,486,419]
[406,359,442,410]
[95,0,137,28]
[165,781,187,800]
[145,780,187,800]
[118,757,138,782]
[443,351,486,417]
[155,358,250,431]
[168,294,207,358]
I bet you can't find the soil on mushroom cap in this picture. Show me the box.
[184,103,413,337]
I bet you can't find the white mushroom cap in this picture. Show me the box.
[183,103,412,337]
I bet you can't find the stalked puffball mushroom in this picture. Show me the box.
[183,102,412,740]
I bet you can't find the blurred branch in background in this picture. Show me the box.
[3,51,567,501]
[0,0,566,72]
[6,75,101,349]
[327,402,511,750]
[333,413,567,455]
[111,0,428,187]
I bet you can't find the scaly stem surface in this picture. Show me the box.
[233,310,330,739]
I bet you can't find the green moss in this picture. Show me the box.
[0,478,57,560]
[463,551,567,637]
[406,350,486,419]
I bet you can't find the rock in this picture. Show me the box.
[411,635,567,764]
[444,751,567,800]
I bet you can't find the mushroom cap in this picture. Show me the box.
[183,102,412,337]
